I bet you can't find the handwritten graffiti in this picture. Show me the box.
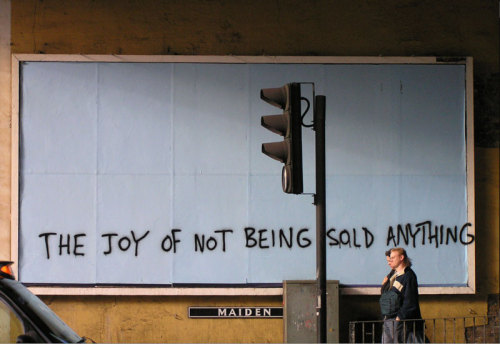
[244,227,311,249]
[161,229,182,253]
[37,221,474,259]
[101,230,150,256]
[327,227,374,248]
[38,232,86,259]
[194,229,233,252]
[386,221,474,247]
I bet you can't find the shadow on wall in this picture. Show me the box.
[475,73,499,148]
[339,295,381,343]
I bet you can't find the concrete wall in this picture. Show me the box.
[42,295,283,343]
[0,0,11,262]
[1,0,498,342]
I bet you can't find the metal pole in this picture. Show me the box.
[315,95,327,343]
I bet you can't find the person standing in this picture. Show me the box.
[381,249,395,291]
[380,248,424,343]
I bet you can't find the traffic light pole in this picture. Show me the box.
[314,95,327,343]
[260,84,327,342]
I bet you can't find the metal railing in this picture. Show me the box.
[349,315,499,343]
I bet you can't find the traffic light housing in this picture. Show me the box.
[261,83,303,194]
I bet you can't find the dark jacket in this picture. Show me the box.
[391,266,422,320]
[381,269,395,293]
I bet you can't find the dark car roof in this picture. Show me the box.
[0,277,83,343]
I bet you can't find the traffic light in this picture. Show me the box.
[260,82,303,194]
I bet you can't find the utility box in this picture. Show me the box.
[284,280,339,343]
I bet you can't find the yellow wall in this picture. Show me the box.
[0,0,11,260]
[1,0,498,342]
[42,295,283,343]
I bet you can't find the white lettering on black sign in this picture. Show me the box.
[188,307,283,318]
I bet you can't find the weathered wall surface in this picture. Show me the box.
[42,295,283,343]
[9,0,499,76]
[1,0,498,342]
[0,0,11,262]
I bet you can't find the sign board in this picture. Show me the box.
[12,55,474,294]
[188,307,283,318]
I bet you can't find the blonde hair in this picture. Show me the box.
[391,247,412,267]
